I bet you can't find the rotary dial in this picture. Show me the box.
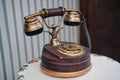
[58,43,84,56]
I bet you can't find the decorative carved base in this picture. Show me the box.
[41,42,91,77]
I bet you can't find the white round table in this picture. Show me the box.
[18,54,120,80]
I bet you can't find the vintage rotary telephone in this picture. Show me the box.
[24,7,92,77]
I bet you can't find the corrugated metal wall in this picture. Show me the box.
[0,0,80,80]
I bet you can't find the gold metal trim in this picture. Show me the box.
[24,12,41,19]
[64,11,80,22]
[24,20,42,32]
[40,8,48,18]
[41,65,92,78]
[58,43,84,56]
[50,38,60,46]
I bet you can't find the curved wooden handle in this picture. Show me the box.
[47,7,65,17]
